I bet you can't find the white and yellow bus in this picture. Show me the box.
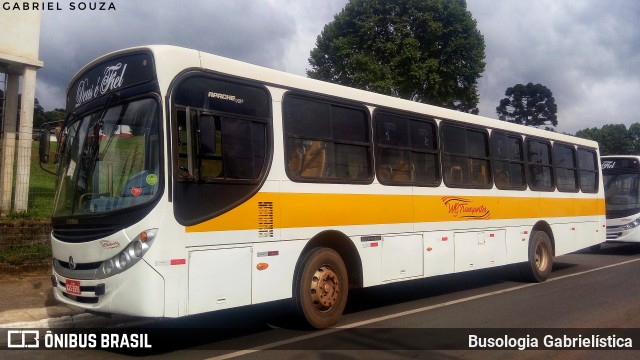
[601,155,640,245]
[44,45,605,329]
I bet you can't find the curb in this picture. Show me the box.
[1,312,150,329]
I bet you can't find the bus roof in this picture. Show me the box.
[68,44,599,149]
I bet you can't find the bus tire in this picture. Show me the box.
[293,247,348,329]
[520,230,553,282]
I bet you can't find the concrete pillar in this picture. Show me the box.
[14,66,37,212]
[0,73,19,214]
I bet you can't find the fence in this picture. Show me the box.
[0,218,52,274]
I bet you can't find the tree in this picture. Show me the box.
[628,123,640,154]
[307,0,486,113]
[15,95,46,128]
[32,98,46,129]
[575,123,634,155]
[44,108,66,124]
[496,83,558,129]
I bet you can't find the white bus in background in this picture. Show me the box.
[601,155,640,245]
[41,45,606,329]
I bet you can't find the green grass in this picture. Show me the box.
[28,141,58,219]
[0,140,57,220]
[0,140,56,269]
[0,241,52,265]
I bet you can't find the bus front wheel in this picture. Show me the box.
[293,247,348,329]
[520,230,553,282]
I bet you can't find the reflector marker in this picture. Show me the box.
[257,251,280,257]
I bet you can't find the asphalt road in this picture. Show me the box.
[4,242,640,360]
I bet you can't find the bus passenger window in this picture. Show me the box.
[374,111,438,186]
[221,118,264,179]
[526,139,554,191]
[198,114,223,179]
[491,131,526,190]
[335,144,369,180]
[578,148,598,193]
[441,123,490,188]
[284,94,372,183]
[450,164,464,183]
[553,143,578,192]
[300,140,327,178]
[287,140,305,176]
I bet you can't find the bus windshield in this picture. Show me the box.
[604,173,640,214]
[53,97,161,217]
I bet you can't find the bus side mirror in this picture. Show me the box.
[39,130,50,163]
[38,121,61,175]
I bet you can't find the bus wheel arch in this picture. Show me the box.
[520,221,555,282]
[299,230,363,289]
[292,230,362,329]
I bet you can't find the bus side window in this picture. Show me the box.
[287,139,305,176]
[221,118,257,179]
[491,131,526,190]
[300,140,326,178]
[176,108,194,180]
[441,123,490,188]
[526,139,554,191]
[577,148,598,193]
[553,143,578,192]
[283,94,372,183]
[450,164,464,184]
[374,111,438,186]
[198,114,223,179]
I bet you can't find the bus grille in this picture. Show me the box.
[53,225,121,243]
[59,280,100,304]
[61,292,99,304]
[56,259,102,271]
[606,226,622,240]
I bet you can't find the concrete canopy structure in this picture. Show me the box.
[0,10,44,214]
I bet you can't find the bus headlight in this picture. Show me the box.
[621,218,640,231]
[133,241,143,257]
[103,260,114,276]
[97,229,157,279]
[118,253,128,269]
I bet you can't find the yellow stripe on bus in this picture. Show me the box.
[185,192,605,233]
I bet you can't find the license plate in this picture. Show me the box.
[65,279,81,295]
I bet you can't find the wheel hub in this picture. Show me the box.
[535,243,549,271]
[310,265,339,311]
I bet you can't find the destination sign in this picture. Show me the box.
[601,158,640,171]
[67,52,155,111]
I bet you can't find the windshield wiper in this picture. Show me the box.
[99,104,128,161]
[73,93,120,213]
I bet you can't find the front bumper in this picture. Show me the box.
[52,259,165,317]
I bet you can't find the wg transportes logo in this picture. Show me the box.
[442,196,491,220]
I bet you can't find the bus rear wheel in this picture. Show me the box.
[520,230,553,282]
[294,247,348,329]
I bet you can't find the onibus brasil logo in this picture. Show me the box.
[442,196,491,220]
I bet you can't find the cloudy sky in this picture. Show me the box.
[26,0,640,134]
